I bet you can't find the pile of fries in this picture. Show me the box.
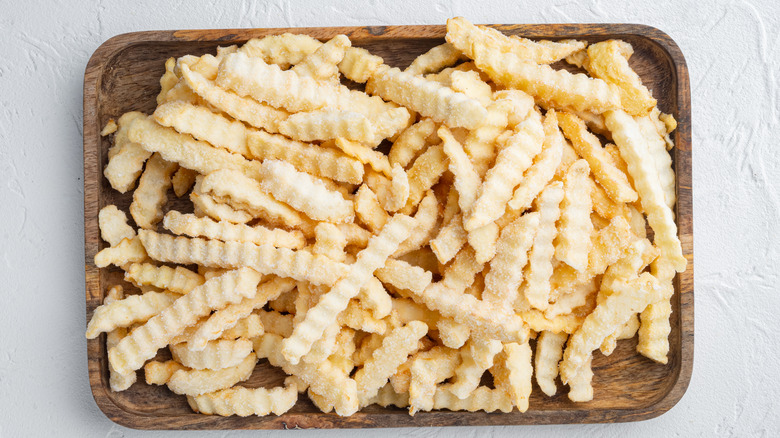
[88,17,685,416]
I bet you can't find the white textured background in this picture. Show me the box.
[0,0,778,436]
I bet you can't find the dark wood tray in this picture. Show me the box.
[84,23,693,430]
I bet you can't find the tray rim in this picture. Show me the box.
[83,22,693,430]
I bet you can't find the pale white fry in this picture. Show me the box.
[333,137,391,177]
[187,277,295,351]
[157,57,178,104]
[129,153,177,229]
[534,331,568,397]
[104,111,152,193]
[402,144,448,213]
[429,213,468,265]
[554,159,593,272]
[279,109,375,142]
[376,165,410,213]
[187,377,299,416]
[523,181,564,311]
[375,258,433,295]
[153,101,250,157]
[464,111,544,231]
[258,159,354,224]
[191,191,252,224]
[440,126,480,213]
[355,321,428,405]
[604,110,686,273]
[449,337,503,399]
[358,277,393,320]
[586,40,656,116]
[171,167,197,197]
[368,65,488,130]
[388,118,437,169]
[339,299,388,335]
[99,205,136,247]
[636,114,676,208]
[437,318,471,349]
[126,116,263,180]
[433,384,513,413]
[450,70,492,106]
[171,339,253,370]
[255,333,360,416]
[239,33,322,69]
[124,262,204,294]
[467,222,500,265]
[220,314,264,340]
[292,34,350,83]
[483,212,540,310]
[144,360,186,386]
[108,268,262,375]
[408,347,461,414]
[256,310,294,338]
[180,63,289,134]
[493,341,533,412]
[94,236,147,268]
[281,215,416,364]
[138,230,347,286]
[167,353,257,396]
[339,46,384,83]
[405,42,465,76]
[354,185,388,233]
[508,109,565,210]
[200,169,308,229]
[446,17,586,64]
[163,211,305,249]
[567,354,594,402]
[103,286,137,391]
[395,190,440,257]
[247,130,363,185]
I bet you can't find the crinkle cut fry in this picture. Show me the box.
[170,338,253,370]
[554,159,594,272]
[167,353,257,396]
[122,262,205,295]
[586,40,656,116]
[103,286,137,392]
[187,377,299,416]
[153,101,251,157]
[492,341,533,412]
[108,268,262,375]
[389,118,437,169]
[523,181,564,311]
[291,34,350,82]
[130,152,178,229]
[281,214,416,364]
[93,236,147,268]
[163,211,306,249]
[138,230,347,286]
[238,33,322,69]
[279,109,375,142]
[433,384,513,413]
[339,46,384,83]
[471,43,621,114]
[446,17,586,64]
[255,334,360,416]
[368,65,488,130]
[535,330,568,397]
[401,144,448,214]
[405,42,465,76]
[104,111,152,193]
[126,116,263,180]
[483,212,540,310]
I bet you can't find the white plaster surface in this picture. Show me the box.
[0,0,778,436]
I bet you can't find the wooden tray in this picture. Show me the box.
[84,23,693,430]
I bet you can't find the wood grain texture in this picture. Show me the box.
[83,23,693,430]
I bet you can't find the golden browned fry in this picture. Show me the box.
[589,178,630,220]
[124,262,204,294]
[471,44,621,114]
[558,112,637,203]
[339,46,384,83]
[368,65,488,130]
[167,353,257,396]
[281,215,415,364]
[163,211,305,249]
[187,376,299,416]
[108,268,262,375]
[389,118,438,169]
[255,333,359,416]
[534,330,567,396]
[465,111,544,231]
[355,321,428,405]
[483,212,540,310]
[144,360,187,385]
[355,185,389,233]
[101,119,118,136]
[554,159,594,272]
[200,169,307,229]
[393,298,440,330]
[292,34,350,83]
[94,236,147,268]
[157,57,178,104]
[257,159,354,224]
[153,101,251,157]
[433,384,513,413]
[239,33,322,69]
[402,144,448,214]
[127,116,263,180]
[103,286,137,391]
[104,111,153,193]
[171,167,197,198]
[171,339,253,370]
[217,52,338,112]
[138,230,347,286]
[99,205,136,247]
[130,153,178,229]
[181,63,289,134]
[405,42,465,76]
[586,40,656,116]
[508,110,565,210]
[523,181,564,311]
[279,109,375,142]
[559,272,660,383]
[188,277,296,351]
[446,17,586,64]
